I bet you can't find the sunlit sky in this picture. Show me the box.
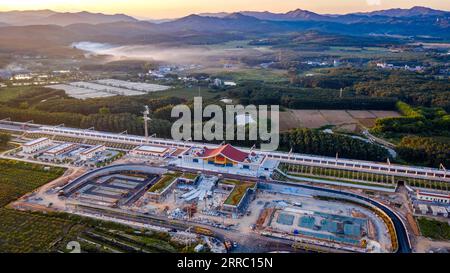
[0,0,449,19]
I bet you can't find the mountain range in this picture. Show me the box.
[200,6,450,23]
[0,6,448,57]
[0,6,448,27]
[0,9,137,26]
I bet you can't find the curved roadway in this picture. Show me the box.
[272,180,412,253]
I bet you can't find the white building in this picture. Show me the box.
[130,144,174,158]
[417,204,429,214]
[430,206,448,217]
[224,81,237,86]
[213,78,223,87]
[43,143,78,157]
[416,190,450,204]
[80,145,106,161]
[22,138,52,154]
[11,74,33,80]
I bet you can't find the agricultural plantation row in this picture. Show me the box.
[0,159,198,253]
[0,159,65,206]
[277,162,448,191]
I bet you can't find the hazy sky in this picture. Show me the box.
[0,0,449,19]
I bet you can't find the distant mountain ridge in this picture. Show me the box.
[0,10,137,26]
[238,9,328,21]
[0,6,448,27]
[356,6,449,17]
[199,6,450,23]
[0,6,449,57]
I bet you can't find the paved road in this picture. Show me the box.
[362,129,396,149]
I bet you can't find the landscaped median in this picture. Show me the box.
[180,172,199,180]
[221,179,256,207]
[148,173,179,194]
[278,161,449,191]
[288,172,396,189]
[276,162,398,192]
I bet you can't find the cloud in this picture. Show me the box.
[366,0,382,6]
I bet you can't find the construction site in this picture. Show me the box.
[1,108,431,253]
[252,188,393,253]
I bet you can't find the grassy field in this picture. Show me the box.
[417,217,450,241]
[148,174,177,193]
[222,179,256,206]
[199,67,288,84]
[181,172,199,180]
[0,86,36,102]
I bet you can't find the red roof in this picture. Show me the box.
[198,144,249,163]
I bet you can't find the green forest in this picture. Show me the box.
[280,128,389,161]
[0,65,448,167]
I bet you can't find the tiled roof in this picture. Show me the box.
[198,144,249,163]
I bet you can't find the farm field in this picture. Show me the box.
[0,159,77,253]
[0,159,66,207]
[0,208,82,252]
[279,109,400,132]
[0,86,36,102]
[200,67,289,83]
[0,208,194,253]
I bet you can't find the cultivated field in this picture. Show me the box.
[0,208,80,252]
[0,159,65,207]
[279,109,400,132]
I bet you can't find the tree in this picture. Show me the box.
[153,105,175,121]
[396,136,450,168]
[98,107,110,115]
[19,102,29,109]
[279,128,389,162]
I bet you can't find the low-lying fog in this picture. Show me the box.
[72,41,271,66]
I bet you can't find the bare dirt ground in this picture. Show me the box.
[414,237,450,253]
[279,109,400,132]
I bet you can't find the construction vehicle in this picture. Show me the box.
[224,240,233,250]
[193,226,214,236]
